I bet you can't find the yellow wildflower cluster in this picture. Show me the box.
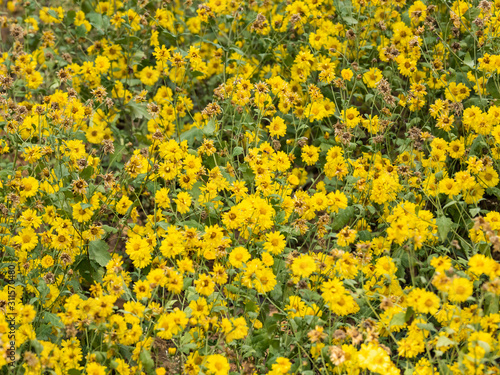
[2,0,500,374]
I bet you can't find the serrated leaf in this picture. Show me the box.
[416,322,436,332]
[180,126,203,145]
[88,240,111,267]
[202,118,216,136]
[343,16,358,25]
[103,225,118,233]
[38,280,50,299]
[44,312,64,328]
[48,9,59,19]
[80,203,93,210]
[486,79,500,99]
[390,312,407,327]
[156,221,170,230]
[270,282,282,300]
[127,102,151,120]
[470,207,481,217]
[232,146,244,157]
[65,11,76,26]
[464,52,474,69]
[80,166,93,180]
[436,215,453,242]
[139,350,154,372]
[436,335,455,348]
[75,24,88,37]
[331,206,355,231]
[86,12,104,30]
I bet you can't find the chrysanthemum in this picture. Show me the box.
[205,354,230,375]
[268,116,287,138]
[291,254,317,278]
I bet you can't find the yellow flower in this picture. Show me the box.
[341,68,353,81]
[301,145,320,166]
[175,191,192,214]
[126,236,152,269]
[139,66,160,86]
[337,226,357,247]
[116,195,133,215]
[195,274,215,296]
[205,354,230,375]
[19,176,39,198]
[41,255,54,268]
[72,202,94,222]
[13,227,38,252]
[407,288,440,315]
[363,67,383,88]
[263,231,286,254]
[291,254,317,278]
[268,116,287,138]
[86,362,106,375]
[229,247,250,268]
[448,277,473,303]
[94,56,110,73]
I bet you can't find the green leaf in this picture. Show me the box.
[44,312,64,328]
[180,127,203,145]
[75,24,88,37]
[88,240,111,267]
[202,118,217,136]
[103,225,118,233]
[270,282,282,300]
[436,216,453,242]
[183,277,193,290]
[80,203,93,210]
[81,0,93,13]
[232,146,244,157]
[488,186,500,199]
[343,16,358,25]
[65,11,76,26]
[156,221,170,231]
[127,102,151,120]
[139,350,155,372]
[30,339,44,354]
[470,207,481,217]
[390,312,406,327]
[485,294,499,315]
[241,344,258,358]
[240,165,255,186]
[48,9,59,19]
[180,220,204,230]
[38,280,50,299]
[486,79,500,99]
[436,335,455,348]
[35,324,52,340]
[331,206,355,231]
[416,323,436,332]
[179,342,197,354]
[80,166,94,180]
[115,36,142,45]
[76,258,95,284]
[464,7,481,21]
[443,200,458,210]
[229,46,246,56]
[464,52,474,69]
[86,12,104,31]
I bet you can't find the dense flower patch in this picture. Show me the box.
[2,0,500,374]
